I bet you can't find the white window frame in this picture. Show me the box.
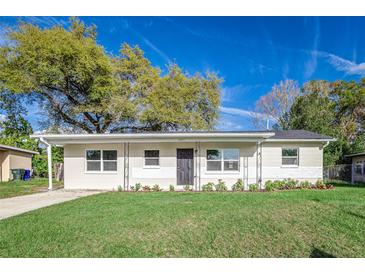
[143,149,160,169]
[206,148,240,173]
[85,149,118,173]
[282,147,299,168]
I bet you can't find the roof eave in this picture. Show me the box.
[30,132,275,145]
[266,138,336,142]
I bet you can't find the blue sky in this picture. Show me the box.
[1,16,365,131]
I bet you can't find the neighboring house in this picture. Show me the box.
[31,130,334,191]
[0,144,39,182]
[345,152,365,184]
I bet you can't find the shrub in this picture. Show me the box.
[183,184,193,191]
[315,179,325,189]
[202,182,215,192]
[232,179,244,191]
[273,180,286,190]
[300,181,311,189]
[285,178,298,189]
[152,184,162,192]
[117,185,123,192]
[326,183,334,190]
[215,179,228,192]
[132,183,142,192]
[265,180,275,192]
[142,185,151,191]
[249,184,258,192]
[169,184,175,192]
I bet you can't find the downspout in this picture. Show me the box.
[198,142,201,191]
[322,141,330,182]
[194,142,198,191]
[127,142,130,190]
[39,137,53,190]
[260,140,263,189]
[256,140,263,189]
[256,141,258,187]
[123,142,126,190]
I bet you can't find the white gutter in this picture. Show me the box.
[30,132,275,139]
[30,132,276,146]
[39,137,53,191]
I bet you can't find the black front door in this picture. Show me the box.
[177,149,194,185]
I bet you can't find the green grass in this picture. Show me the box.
[0,178,63,199]
[0,183,364,258]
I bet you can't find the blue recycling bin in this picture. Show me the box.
[24,169,31,181]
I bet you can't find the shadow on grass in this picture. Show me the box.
[342,210,365,220]
[310,247,336,258]
[327,180,365,188]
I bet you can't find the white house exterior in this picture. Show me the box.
[31,130,334,191]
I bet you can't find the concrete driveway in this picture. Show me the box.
[0,189,102,220]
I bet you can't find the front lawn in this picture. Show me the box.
[0,183,364,257]
[0,178,63,199]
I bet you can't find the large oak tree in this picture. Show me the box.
[0,18,222,133]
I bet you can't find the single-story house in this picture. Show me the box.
[345,152,365,184]
[31,130,334,191]
[0,144,39,182]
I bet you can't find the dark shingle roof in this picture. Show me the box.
[268,130,334,140]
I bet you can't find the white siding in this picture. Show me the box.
[63,141,325,190]
[64,143,124,190]
[262,142,324,183]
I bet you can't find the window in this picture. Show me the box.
[103,150,117,171]
[144,150,160,167]
[355,161,363,175]
[207,149,239,172]
[86,150,117,172]
[282,148,299,166]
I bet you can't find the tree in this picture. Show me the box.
[0,91,63,177]
[0,91,37,151]
[253,79,300,129]
[284,79,365,165]
[0,18,221,133]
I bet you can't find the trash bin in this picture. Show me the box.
[24,169,31,181]
[11,169,23,180]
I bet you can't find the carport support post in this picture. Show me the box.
[47,144,52,190]
[40,138,53,190]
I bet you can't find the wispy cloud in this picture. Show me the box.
[273,42,365,77]
[220,106,272,120]
[20,16,69,28]
[323,52,365,76]
[139,36,171,63]
[121,18,171,63]
[304,17,320,79]
[222,84,267,103]
[216,120,243,131]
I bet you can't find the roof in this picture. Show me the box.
[267,130,334,140]
[0,144,39,155]
[345,152,365,158]
[30,130,335,146]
